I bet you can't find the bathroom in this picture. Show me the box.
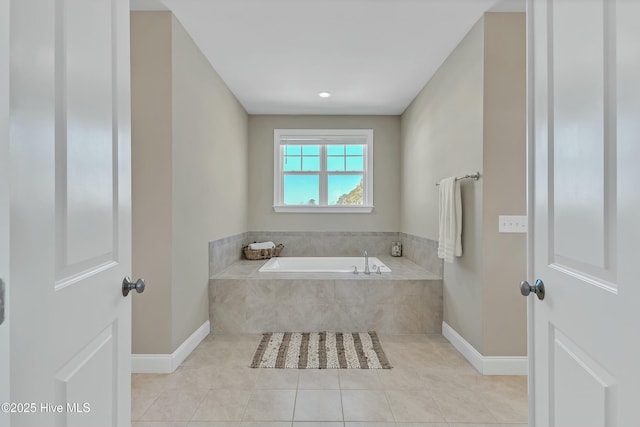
[130,2,528,425]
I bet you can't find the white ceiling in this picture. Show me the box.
[131,0,524,115]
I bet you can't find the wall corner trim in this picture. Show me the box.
[442,321,528,375]
[132,320,210,374]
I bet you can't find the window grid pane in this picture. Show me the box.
[278,134,370,209]
[284,145,301,156]
[283,174,319,205]
[328,174,364,205]
[283,144,321,172]
[346,145,363,155]
[327,156,345,171]
[327,145,345,156]
[345,156,364,171]
[302,156,320,171]
[283,156,301,171]
[302,145,320,155]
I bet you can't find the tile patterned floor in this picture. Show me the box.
[132,334,528,427]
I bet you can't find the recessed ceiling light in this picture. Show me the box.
[318,91,331,98]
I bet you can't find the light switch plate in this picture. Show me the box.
[499,215,527,233]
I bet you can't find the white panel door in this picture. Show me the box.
[529,0,640,425]
[1,1,10,426]
[10,0,133,426]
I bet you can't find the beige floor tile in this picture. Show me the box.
[140,388,208,421]
[187,422,239,427]
[294,390,343,421]
[210,334,262,344]
[422,370,481,394]
[132,374,172,420]
[243,389,296,421]
[453,424,528,427]
[448,425,528,427]
[210,366,258,390]
[431,389,497,424]
[344,423,395,427]
[341,390,394,422]
[132,373,171,395]
[132,422,188,427]
[339,370,382,390]
[388,423,449,427]
[423,334,449,343]
[182,347,248,369]
[254,369,299,389]
[482,393,528,424]
[420,357,479,376]
[476,375,528,398]
[378,367,426,390]
[191,389,251,421]
[298,370,341,389]
[475,376,528,424]
[384,343,442,365]
[378,334,432,344]
[239,423,291,427]
[132,394,159,421]
[385,389,445,423]
[293,423,344,427]
[209,334,262,352]
[447,424,500,427]
[163,367,218,391]
[133,334,528,425]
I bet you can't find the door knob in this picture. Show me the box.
[122,276,146,297]
[520,279,545,300]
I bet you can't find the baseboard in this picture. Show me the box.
[132,320,210,374]
[482,355,530,375]
[442,321,528,375]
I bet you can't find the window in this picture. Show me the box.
[273,129,374,213]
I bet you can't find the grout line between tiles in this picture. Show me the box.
[338,369,345,425]
[187,388,209,424]
[291,368,300,423]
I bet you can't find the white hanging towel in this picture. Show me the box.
[437,177,462,263]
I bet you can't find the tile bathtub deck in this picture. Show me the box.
[209,257,444,334]
[213,256,442,281]
[132,333,528,427]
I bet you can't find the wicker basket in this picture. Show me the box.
[243,243,284,260]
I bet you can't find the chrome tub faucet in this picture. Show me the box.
[364,250,371,275]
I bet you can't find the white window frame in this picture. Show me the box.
[273,129,374,213]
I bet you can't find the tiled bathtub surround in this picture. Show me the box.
[209,256,443,334]
[208,232,248,277]
[208,231,445,278]
[400,232,444,278]
[246,231,400,257]
[208,232,444,335]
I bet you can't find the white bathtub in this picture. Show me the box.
[258,256,392,273]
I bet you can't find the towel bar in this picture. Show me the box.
[435,172,481,186]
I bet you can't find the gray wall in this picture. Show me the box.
[131,12,249,354]
[169,14,249,350]
[400,13,526,356]
[481,13,527,356]
[131,11,174,354]
[401,17,485,353]
[247,115,400,232]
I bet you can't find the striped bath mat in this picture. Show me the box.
[250,332,392,369]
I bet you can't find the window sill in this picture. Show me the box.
[273,205,374,214]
